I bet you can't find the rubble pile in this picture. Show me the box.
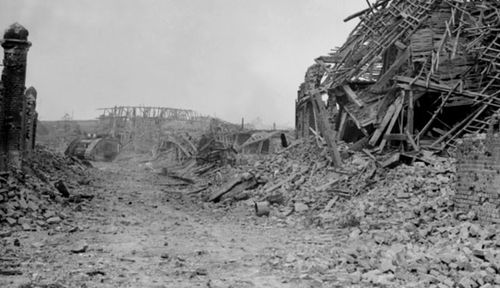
[297,0,500,167]
[0,146,92,230]
[197,137,375,207]
[316,160,500,287]
[168,135,500,286]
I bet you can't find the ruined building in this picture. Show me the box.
[296,0,500,222]
[297,0,500,151]
[0,23,37,170]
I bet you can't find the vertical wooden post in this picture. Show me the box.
[337,110,348,141]
[407,90,414,135]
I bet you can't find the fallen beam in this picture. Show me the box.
[370,48,410,93]
[378,96,404,151]
[312,94,343,167]
[342,85,364,108]
[369,98,398,146]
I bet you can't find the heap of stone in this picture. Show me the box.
[0,146,92,231]
[294,162,499,287]
[201,136,376,206]
[202,138,500,287]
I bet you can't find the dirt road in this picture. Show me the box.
[1,162,357,288]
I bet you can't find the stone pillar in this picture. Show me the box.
[1,23,31,169]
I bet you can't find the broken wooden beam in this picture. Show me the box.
[342,85,364,108]
[378,95,404,151]
[312,94,342,167]
[383,134,407,141]
[337,109,348,141]
[370,48,410,93]
[395,76,500,106]
[381,153,401,168]
[407,90,414,135]
[405,129,420,151]
[264,171,301,194]
[369,99,398,146]
[343,0,390,22]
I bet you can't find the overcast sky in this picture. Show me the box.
[0,0,368,127]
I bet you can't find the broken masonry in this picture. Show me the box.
[0,23,37,171]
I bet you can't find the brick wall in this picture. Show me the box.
[455,135,500,223]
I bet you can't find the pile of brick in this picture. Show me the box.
[182,136,500,286]
[298,161,500,287]
[0,146,92,231]
[201,136,378,207]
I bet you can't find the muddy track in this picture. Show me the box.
[1,163,355,288]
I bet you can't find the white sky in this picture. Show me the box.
[0,0,368,126]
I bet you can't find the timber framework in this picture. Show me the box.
[296,0,500,153]
[97,106,208,144]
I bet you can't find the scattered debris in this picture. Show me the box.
[54,180,70,198]
[0,146,92,228]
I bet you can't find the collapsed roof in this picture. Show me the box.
[296,0,500,153]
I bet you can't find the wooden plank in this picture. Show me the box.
[370,48,410,93]
[432,127,447,136]
[343,107,368,135]
[342,85,364,108]
[312,94,342,167]
[406,129,420,151]
[407,90,414,135]
[381,153,401,168]
[343,0,390,22]
[337,110,348,141]
[264,171,302,194]
[369,100,397,146]
[395,76,500,105]
[383,134,407,141]
[309,127,325,146]
[378,96,404,151]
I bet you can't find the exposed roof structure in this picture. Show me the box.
[296,0,500,153]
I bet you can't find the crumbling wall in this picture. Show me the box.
[455,130,500,223]
[0,23,37,170]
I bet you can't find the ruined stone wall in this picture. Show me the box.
[455,135,500,223]
[0,23,37,170]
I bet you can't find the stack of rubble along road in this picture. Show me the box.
[173,136,500,287]
[0,145,94,232]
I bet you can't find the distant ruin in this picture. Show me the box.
[0,23,37,170]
